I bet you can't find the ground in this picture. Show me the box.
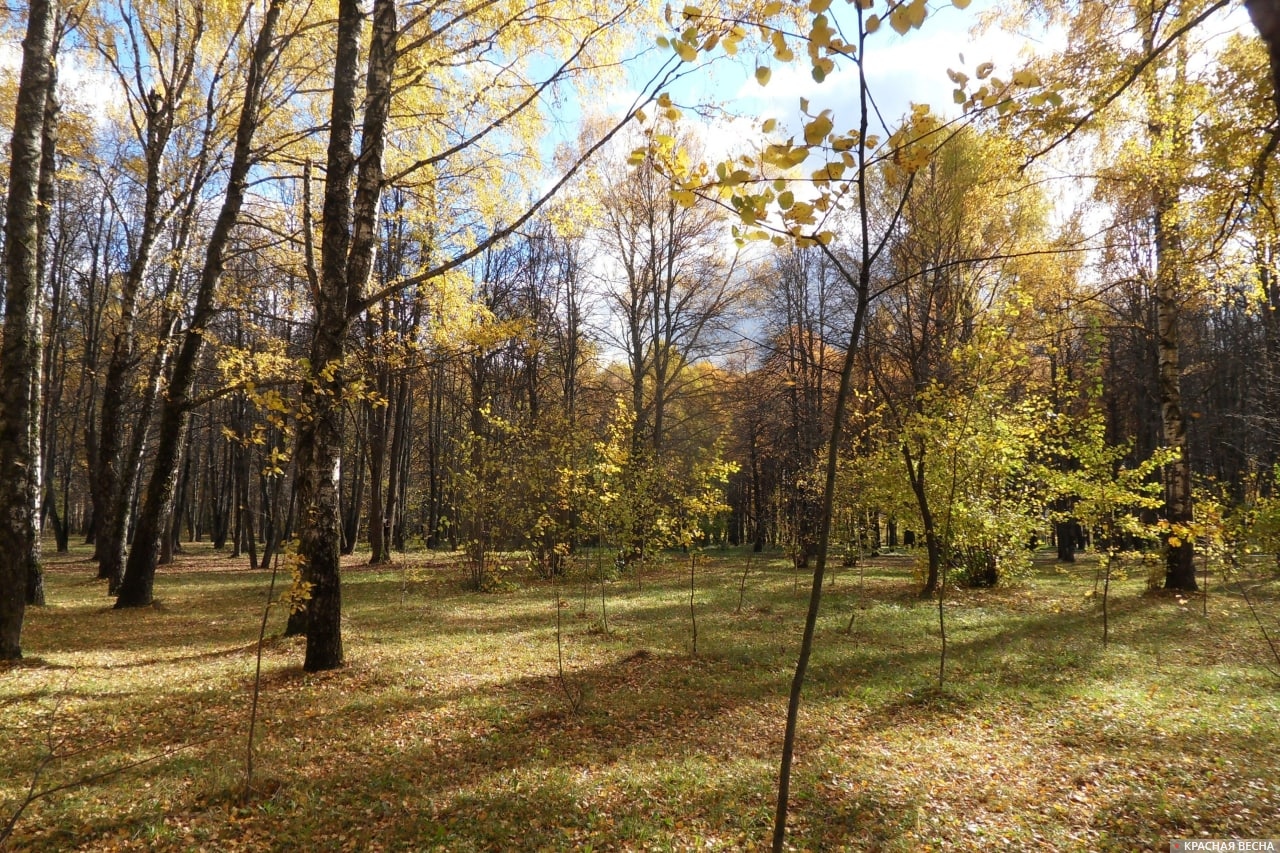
[2,543,1278,851]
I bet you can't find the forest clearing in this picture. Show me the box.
[7,0,1280,848]
[2,543,1277,851]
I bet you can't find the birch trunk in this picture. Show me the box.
[115,0,285,606]
[1146,21,1197,591]
[295,0,397,670]
[1,0,57,660]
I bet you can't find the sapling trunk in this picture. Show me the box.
[1201,549,1208,617]
[934,574,944,689]
[1227,552,1280,673]
[244,549,282,803]
[688,553,698,657]
[1102,550,1114,646]
[555,576,582,713]
[598,547,608,635]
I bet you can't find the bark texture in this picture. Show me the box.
[1,0,57,660]
[1247,0,1280,118]
[296,0,397,670]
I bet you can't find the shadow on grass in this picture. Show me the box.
[6,552,1279,851]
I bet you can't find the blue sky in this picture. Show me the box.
[597,0,1035,158]
[554,0,1255,170]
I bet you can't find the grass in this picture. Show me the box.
[2,542,1278,851]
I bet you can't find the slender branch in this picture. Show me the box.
[1022,0,1232,166]
[357,57,695,314]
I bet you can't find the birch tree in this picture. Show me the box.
[0,0,57,660]
[289,0,688,671]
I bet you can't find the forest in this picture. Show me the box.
[2,0,1280,849]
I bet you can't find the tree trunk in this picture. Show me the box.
[1055,519,1078,563]
[93,76,181,589]
[1,0,56,660]
[1247,0,1280,119]
[294,0,396,670]
[210,441,231,549]
[160,438,191,565]
[1146,25,1197,592]
[115,0,284,607]
[1156,259,1197,590]
[904,446,942,597]
[235,412,258,569]
[386,376,411,552]
[368,389,389,563]
[25,32,60,608]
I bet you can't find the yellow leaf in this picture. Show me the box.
[755,65,772,86]
[762,117,777,133]
[675,40,697,62]
[865,14,880,33]
[810,16,832,50]
[803,112,833,145]
[770,30,793,62]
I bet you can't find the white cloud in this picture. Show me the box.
[724,11,1041,139]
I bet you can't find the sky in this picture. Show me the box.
[572,0,1254,169]
[582,0,1042,162]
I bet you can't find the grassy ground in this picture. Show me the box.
[2,542,1278,852]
